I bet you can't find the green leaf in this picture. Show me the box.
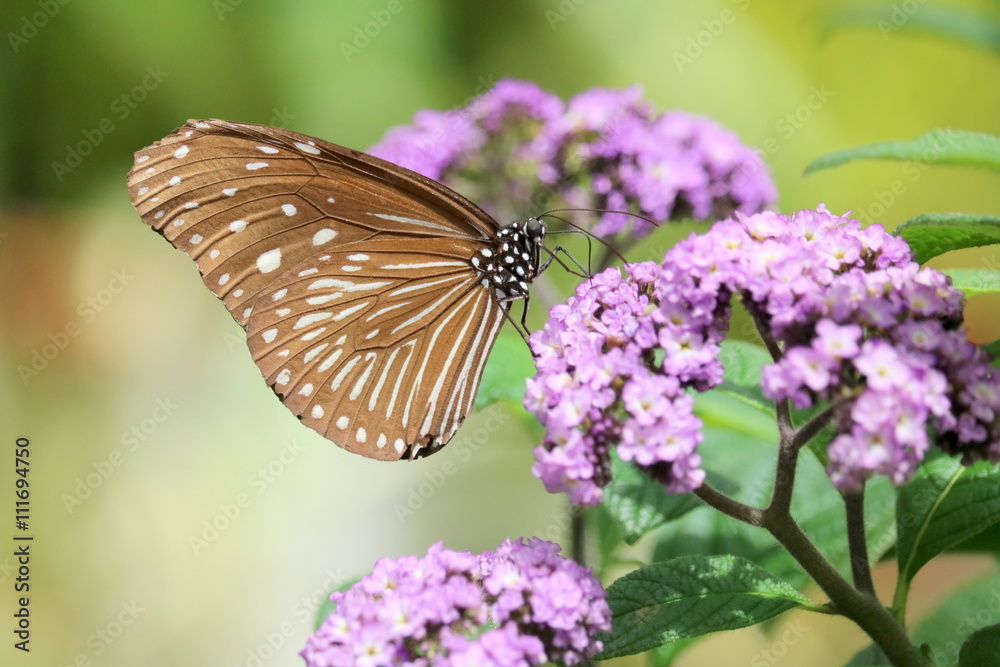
[804,129,1000,176]
[596,555,810,659]
[915,569,1000,666]
[313,577,361,630]
[602,455,702,545]
[941,268,1000,298]
[823,5,1000,55]
[650,638,697,666]
[896,213,1000,264]
[960,623,1000,666]
[716,339,775,415]
[844,644,891,666]
[474,330,535,411]
[983,339,1000,365]
[896,458,1000,586]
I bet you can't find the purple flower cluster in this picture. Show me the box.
[527,206,1000,497]
[300,538,610,667]
[370,79,776,237]
[527,264,708,506]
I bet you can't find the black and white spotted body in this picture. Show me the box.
[472,218,546,301]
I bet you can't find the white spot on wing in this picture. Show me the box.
[257,248,282,273]
[281,203,297,216]
[356,428,367,443]
[276,369,291,386]
[311,405,324,419]
[257,145,280,154]
[218,273,230,286]
[246,162,269,170]
[295,141,321,155]
[174,145,189,158]
[313,228,338,245]
[169,176,181,186]
[294,312,331,330]
[303,343,329,363]
[262,329,278,343]
[336,416,349,430]
[189,234,203,245]
[223,188,238,196]
[298,383,314,396]
[229,220,247,233]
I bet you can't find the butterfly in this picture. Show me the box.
[127,119,548,461]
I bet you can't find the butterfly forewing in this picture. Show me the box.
[127,119,494,327]
[127,119,516,461]
[247,236,506,459]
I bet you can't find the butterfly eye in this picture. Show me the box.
[128,119,548,461]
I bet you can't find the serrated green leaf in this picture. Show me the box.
[805,129,1000,176]
[596,555,810,659]
[603,455,702,545]
[915,569,1000,666]
[475,330,535,411]
[651,506,811,592]
[897,458,1000,586]
[823,5,1000,55]
[960,623,1000,666]
[941,268,1000,298]
[895,213,1000,264]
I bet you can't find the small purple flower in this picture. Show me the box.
[301,539,609,667]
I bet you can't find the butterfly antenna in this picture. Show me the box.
[537,212,630,266]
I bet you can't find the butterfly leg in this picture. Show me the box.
[539,245,591,278]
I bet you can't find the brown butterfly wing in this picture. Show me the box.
[126,119,496,327]
[245,236,506,460]
[127,119,508,460]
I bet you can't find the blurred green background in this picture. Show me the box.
[3,0,1000,665]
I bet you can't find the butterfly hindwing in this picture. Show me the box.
[246,236,506,460]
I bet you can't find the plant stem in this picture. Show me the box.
[763,513,925,667]
[694,483,925,666]
[844,489,876,595]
